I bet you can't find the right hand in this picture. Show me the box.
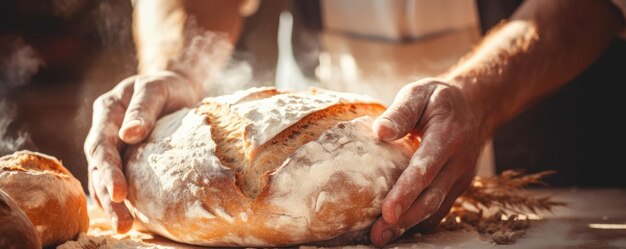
[369,78,486,246]
[84,71,202,233]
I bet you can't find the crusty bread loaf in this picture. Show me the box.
[124,87,420,247]
[0,189,41,249]
[0,151,89,247]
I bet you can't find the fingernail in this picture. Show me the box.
[381,229,394,245]
[394,204,403,222]
[106,184,115,201]
[111,215,119,232]
[122,119,143,130]
[120,119,145,142]
[108,185,124,203]
[374,118,397,140]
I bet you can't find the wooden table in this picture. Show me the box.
[387,188,626,249]
[60,188,626,248]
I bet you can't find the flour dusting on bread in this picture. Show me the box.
[227,90,379,147]
[125,108,229,222]
[123,87,420,247]
[267,117,415,233]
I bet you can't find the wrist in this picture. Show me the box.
[445,74,497,141]
[143,70,205,103]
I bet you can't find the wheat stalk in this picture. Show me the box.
[440,170,566,244]
[458,170,566,214]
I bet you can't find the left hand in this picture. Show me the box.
[84,71,201,233]
[369,78,486,246]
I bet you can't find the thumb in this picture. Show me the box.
[373,82,436,141]
[119,78,167,144]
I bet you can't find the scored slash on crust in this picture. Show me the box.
[197,95,386,198]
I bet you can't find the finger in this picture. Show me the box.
[88,169,102,208]
[85,80,134,202]
[380,121,458,225]
[370,217,399,247]
[89,141,128,203]
[373,82,436,141]
[93,170,134,233]
[371,160,461,246]
[119,78,168,144]
[369,182,463,247]
[394,159,466,230]
[414,173,474,232]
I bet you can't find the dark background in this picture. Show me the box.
[477,0,626,187]
[0,0,136,193]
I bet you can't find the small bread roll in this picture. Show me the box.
[0,150,89,247]
[0,189,41,249]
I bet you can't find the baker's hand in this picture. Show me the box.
[370,78,485,246]
[84,71,202,233]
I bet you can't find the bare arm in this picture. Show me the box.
[84,0,243,233]
[371,0,624,245]
[134,0,243,79]
[448,0,624,138]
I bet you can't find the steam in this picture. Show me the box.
[171,31,239,96]
[0,101,30,156]
[0,37,44,94]
[170,19,258,97]
[173,11,323,96]
[0,37,41,156]
[211,59,255,95]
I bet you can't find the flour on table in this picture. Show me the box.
[57,233,174,249]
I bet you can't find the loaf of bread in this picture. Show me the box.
[0,189,41,249]
[124,87,420,246]
[0,151,89,247]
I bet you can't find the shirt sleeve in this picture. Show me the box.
[610,0,626,38]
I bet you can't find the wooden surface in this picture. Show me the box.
[61,188,626,248]
[386,188,626,249]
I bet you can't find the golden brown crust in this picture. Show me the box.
[0,190,41,249]
[124,87,420,246]
[197,100,387,198]
[243,103,386,197]
[0,151,71,176]
[0,151,89,247]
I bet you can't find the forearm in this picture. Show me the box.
[445,0,623,138]
[133,0,243,87]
